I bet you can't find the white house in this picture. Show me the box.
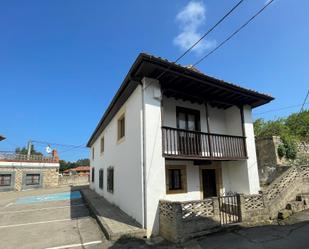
[87,53,274,237]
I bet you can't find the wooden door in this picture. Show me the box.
[202,169,217,198]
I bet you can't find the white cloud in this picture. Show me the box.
[173,1,216,55]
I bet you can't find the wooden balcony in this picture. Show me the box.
[162,126,247,160]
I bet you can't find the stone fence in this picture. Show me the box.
[159,198,220,242]
[159,165,309,242]
[238,165,309,224]
[58,175,89,186]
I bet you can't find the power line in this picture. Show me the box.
[32,140,87,148]
[156,0,245,80]
[254,102,309,116]
[299,89,309,113]
[58,145,88,154]
[193,0,275,66]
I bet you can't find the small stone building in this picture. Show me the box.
[0,151,60,191]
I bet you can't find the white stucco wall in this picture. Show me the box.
[89,76,261,237]
[221,105,260,194]
[143,81,261,236]
[162,97,242,136]
[89,85,144,225]
[142,77,166,237]
[164,160,201,201]
[0,161,59,168]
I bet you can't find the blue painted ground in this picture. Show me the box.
[15,191,81,204]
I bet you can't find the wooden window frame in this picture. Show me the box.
[166,165,187,194]
[107,167,114,193]
[176,106,201,131]
[99,169,104,189]
[117,113,125,142]
[100,136,104,155]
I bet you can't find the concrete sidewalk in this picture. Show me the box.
[81,188,146,241]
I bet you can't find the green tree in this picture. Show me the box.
[75,158,90,166]
[254,109,309,160]
[253,118,288,138]
[59,158,90,172]
[286,110,309,141]
[15,145,42,156]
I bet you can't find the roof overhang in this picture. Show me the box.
[87,53,274,147]
[0,135,5,141]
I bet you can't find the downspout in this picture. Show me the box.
[140,82,147,230]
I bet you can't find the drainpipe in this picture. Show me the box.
[140,81,147,230]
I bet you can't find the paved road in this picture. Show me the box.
[0,186,105,249]
[2,187,309,249]
[195,218,309,249]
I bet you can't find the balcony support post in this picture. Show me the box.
[205,102,212,158]
[239,105,248,157]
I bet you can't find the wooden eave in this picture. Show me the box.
[87,53,274,147]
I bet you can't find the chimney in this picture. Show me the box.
[52,149,59,162]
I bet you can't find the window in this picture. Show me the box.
[99,169,104,189]
[166,165,187,194]
[91,168,95,183]
[117,114,125,141]
[168,169,182,190]
[176,107,200,131]
[92,147,95,160]
[100,136,104,154]
[25,174,40,186]
[0,174,11,186]
[107,167,114,193]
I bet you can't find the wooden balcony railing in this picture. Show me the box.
[162,126,247,160]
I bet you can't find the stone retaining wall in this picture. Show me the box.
[256,136,309,185]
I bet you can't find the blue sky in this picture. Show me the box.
[0,0,308,161]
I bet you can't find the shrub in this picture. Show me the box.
[277,136,298,160]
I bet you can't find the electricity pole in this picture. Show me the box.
[300,89,309,114]
[27,139,32,160]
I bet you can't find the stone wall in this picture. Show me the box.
[242,165,309,224]
[59,175,89,186]
[159,165,309,242]
[0,167,59,191]
[159,198,220,243]
[256,136,309,186]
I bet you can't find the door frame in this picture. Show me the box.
[199,162,223,199]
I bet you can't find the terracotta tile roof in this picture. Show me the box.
[87,52,274,147]
[73,166,90,171]
[142,52,274,99]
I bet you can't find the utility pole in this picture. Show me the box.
[27,139,32,160]
[299,89,309,114]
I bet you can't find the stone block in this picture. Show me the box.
[286,201,305,213]
[278,209,292,220]
[296,194,309,205]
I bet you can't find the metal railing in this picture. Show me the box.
[0,151,56,163]
[162,126,247,160]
